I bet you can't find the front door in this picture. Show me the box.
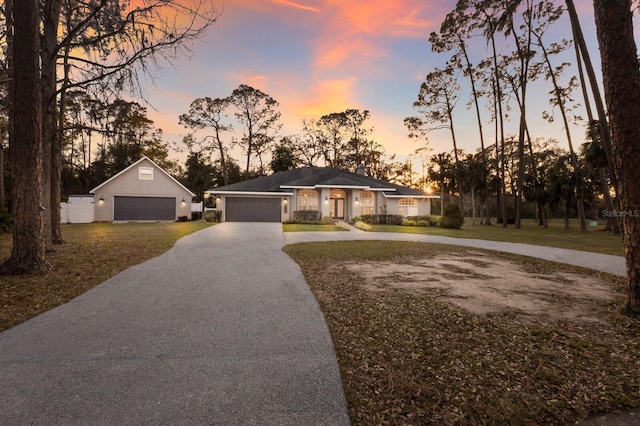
[331,198,345,219]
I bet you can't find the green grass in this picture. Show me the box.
[285,240,639,425]
[283,223,348,232]
[369,218,623,256]
[0,222,213,331]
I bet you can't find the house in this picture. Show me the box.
[91,156,194,222]
[207,166,439,223]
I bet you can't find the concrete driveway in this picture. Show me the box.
[0,223,350,425]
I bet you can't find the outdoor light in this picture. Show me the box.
[99,195,104,202]
[355,197,359,202]
[325,196,328,201]
[181,197,186,204]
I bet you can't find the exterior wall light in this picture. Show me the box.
[181,197,186,204]
[98,195,105,203]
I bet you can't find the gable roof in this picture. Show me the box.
[90,156,195,196]
[208,167,433,197]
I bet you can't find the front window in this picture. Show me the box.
[359,190,375,215]
[398,198,418,216]
[297,189,318,210]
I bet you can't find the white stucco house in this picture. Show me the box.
[91,156,194,222]
[207,166,439,222]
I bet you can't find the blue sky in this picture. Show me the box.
[143,0,604,168]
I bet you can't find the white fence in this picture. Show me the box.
[61,195,95,224]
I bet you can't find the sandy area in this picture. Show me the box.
[342,250,622,324]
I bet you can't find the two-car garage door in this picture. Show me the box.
[225,197,281,222]
[114,196,175,221]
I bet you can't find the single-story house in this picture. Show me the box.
[207,166,439,223]
[91,156,194,222]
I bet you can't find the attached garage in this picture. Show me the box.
[225,197,281,222]
[114,196,176,221]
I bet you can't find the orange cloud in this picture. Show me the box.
[291,77,358,119]
[311,0,439,72]
[272,0,321,13]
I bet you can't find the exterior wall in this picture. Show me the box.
[419,199,432,216]
[93,159,192,221]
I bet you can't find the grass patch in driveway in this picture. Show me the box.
[284,240,640,425]
[0,221,213,332]
[283,223,348,232]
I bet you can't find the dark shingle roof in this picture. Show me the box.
[209,167,425,196]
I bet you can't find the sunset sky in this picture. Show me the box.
[144,0,602,168]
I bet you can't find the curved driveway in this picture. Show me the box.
[0,223,349,425]
[0,223,626,425]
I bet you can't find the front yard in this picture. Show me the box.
[285,240,639,425]
[0,222,212,331]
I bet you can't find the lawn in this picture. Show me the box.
[368,218,624,256]
[283,222,349,232]
[284,240,640,425]
[0,222,213,331]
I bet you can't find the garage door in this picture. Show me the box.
[225,197,281,222]
[114,196,175,221]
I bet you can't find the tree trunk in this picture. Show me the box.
[0,0,51,275]
[593,0,640,316]
[41,0,61,251]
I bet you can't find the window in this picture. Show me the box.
[139,167,154,180]
[398,198,418,217]
[359,191,375,215]
[297,189,318,211]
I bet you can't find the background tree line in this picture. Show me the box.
[405,0,620,233]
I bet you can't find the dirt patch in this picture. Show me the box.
[342,251,622,324]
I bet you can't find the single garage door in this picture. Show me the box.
[225,197,281,222]
[114,196,175,221]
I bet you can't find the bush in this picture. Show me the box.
[359,214,404,225]
[440,204,464,229]
[176,215,189,222]
[403,220,417,227]
[353,220,372,231]
[203,210,222,222]
[293,210,321,222]
[407,215,439,227]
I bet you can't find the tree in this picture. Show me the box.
[183,151,214,203]
[228,84,281,179]
[406,64,463,213]
[270,140,298,173]
[0,0,50,274]
[179,97,233,186]
[593,0,640,316]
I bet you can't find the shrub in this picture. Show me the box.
[407,215,439,227]
[353,221,372,231]
[403,220,417,227]
[203,210,222,222]
[359,214,404,225]
[176,215,190,222]
[293,210,321,222]
[440,204,464,229]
